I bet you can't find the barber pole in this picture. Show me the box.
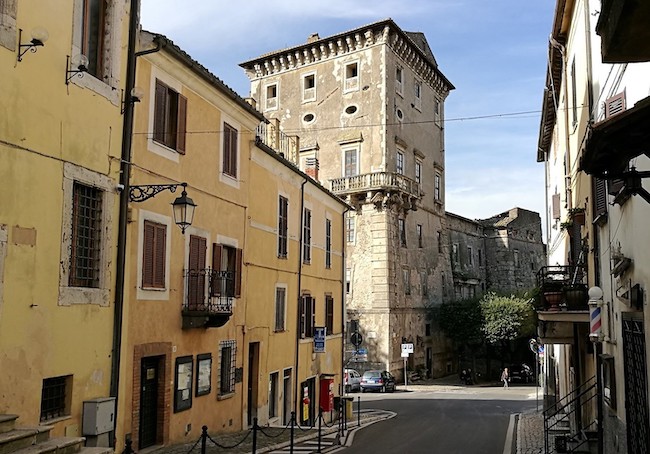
[590,303,602,338]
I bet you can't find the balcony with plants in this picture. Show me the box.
[182,269,234,329]
[536,265,589,315]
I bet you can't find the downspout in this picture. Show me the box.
[340,207,351,396]
[293,179,308,417]
[109,0,140,448]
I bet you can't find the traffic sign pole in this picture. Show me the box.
[403,356,408,390]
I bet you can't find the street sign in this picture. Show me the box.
[351,332,363,348]
[401,343,414,354]
[401,351,409,358]
[314,327,326,353]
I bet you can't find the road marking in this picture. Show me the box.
[502,413,517,454]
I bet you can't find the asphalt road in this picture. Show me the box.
[342,384,537,454]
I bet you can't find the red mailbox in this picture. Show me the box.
[319,377,334,412]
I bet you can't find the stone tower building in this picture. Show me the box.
[241,19,455,377]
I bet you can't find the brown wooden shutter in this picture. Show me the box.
[143,221,155,287]
[211,243,223,296]
[552,193,561,220]
[234,248,242,298]
[176,94,187,154]
[299,296,306,338]
[310,296,315,338]
[188,236,206,308]
[231,127,238,176]
[593,177,607,218]
[153,223,166,288]
[223,125,231,174]
[153,80,167,143]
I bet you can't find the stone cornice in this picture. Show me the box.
[240,19,454,96]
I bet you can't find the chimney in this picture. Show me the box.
[307,33,320,43]
[305,157,319,180]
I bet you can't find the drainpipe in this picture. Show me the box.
[293,179,307,417]
[341,207,351,397]
[109,0,140,448]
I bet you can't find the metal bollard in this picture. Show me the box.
[252,417,258,453]
[357,396,361,427]
[201,426,208,454]
[290,411,296,454]
[317,407,322,453]
[123,438,134,454]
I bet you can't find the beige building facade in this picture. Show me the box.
[241,19,455,377]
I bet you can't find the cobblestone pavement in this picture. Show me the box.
[517,410,544,454]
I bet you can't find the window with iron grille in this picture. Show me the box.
[299,295,315,338]
[303,208,311,264]
[325,295,334,334]
[70,182,102,288]
[142,220,166,289]
[275,287,286,331]
[212,244,242,298]
[219,340,236,395]
[153,79,187,153]
[346,214,355,243]
[399,219,406,247]
[325,219,332,268]
[223,122,238,177]
[278,196,288,258]
[40,375,71,421]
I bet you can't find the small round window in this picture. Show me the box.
[396,108,404,121]
[303,113,315,123]
[345,105,358,115]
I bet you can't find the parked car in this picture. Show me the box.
[344,368,361,393]
[360,370,396,393]
[508,363,534,383]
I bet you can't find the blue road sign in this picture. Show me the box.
[314,327,326,353]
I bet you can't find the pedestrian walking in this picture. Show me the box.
[501,368,509,388]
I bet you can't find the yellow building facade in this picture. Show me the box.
[116,32,347,449]
[0,0,131,441]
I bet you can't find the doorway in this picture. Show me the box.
[247,342,260,426]
[282,368,292,425]
[139,356,161,449]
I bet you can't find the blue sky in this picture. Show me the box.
[140,0,555,222]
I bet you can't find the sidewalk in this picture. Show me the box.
[516,410,544,454]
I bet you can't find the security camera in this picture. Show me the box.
[116,183,125,192]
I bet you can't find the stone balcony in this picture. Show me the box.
[330,172,421,212]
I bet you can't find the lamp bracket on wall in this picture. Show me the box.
[129,183,184,202]
[17,28,48,63]
[65,55,89,85]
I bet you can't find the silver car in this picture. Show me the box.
[344,368,361,393]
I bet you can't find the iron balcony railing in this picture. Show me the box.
[182,268,234,314]
[330,172,421,199]
[255,120,299,164]
[536,265,588,311]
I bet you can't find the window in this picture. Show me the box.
[265,83,278,110]
[81,0,106,78]
[325,219,332,268]
[396,151,404,175]
[530,251,536,271]
[421,271,428,296]
[269,372,279,418]
[425,323,431,336]
[346,268,351,294]
[396,66,403,94]
[153,79,187,153]
[478,249,483,266]
[299,295,316,338]
[434,172,442,201]
[417,224,423,248]
[452,243,459,265]
[303,208,311,264]
[415,161,422,184]
[325,295,334,334]
[398,219,406,247]
[222,122,238,178]
[344,62,359,92]
[434,99,441,125]
[468,246,473,266]
[346,214,355,243]
[414,81,422,110]
[142,220,167,288]
[343,147,359,177]
[40,375,71,421]
[212,243,242,298]
[278,196,288,258]
[437,231,442,253]
[187,235,207,309]
[275,287,286,331]
[514,249,520,268]
[219,340,236,395]
[303,73,316,102]
[70,183,102,288]
[403,269,411,295]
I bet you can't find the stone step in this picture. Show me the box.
[0,427,52,454]
[78,448,112,454]
[11,437,85,454]
[0,417,19,435]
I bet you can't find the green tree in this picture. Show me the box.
[433,297,483,351]
[480,292,536,345]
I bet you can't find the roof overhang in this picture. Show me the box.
[580,95,650,176]
[597,0,650,63]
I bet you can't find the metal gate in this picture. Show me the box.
[622,313,649,454]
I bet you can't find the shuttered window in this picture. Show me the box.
[275,287,286,331]
[142,220,167,288]
[223,122,238,177]
[325,295,334,334]
[187,235,207,308]
[153,79,187,153]
[212,243,242,298]
[552,193,561,220]
[303,208,311,264]
[593,177,607,219]
[278,196,288,258]
[299,295,315,338]
[325,219,332,268]
[81,0,106,78]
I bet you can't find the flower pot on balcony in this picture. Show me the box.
[543,291,563,311]
[564,284,588,310]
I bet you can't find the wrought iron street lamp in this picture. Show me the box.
[128,182,196,233]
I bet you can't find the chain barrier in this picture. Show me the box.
[203,426,252,450]
[184,434,203,454]
[257,422,290,438]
